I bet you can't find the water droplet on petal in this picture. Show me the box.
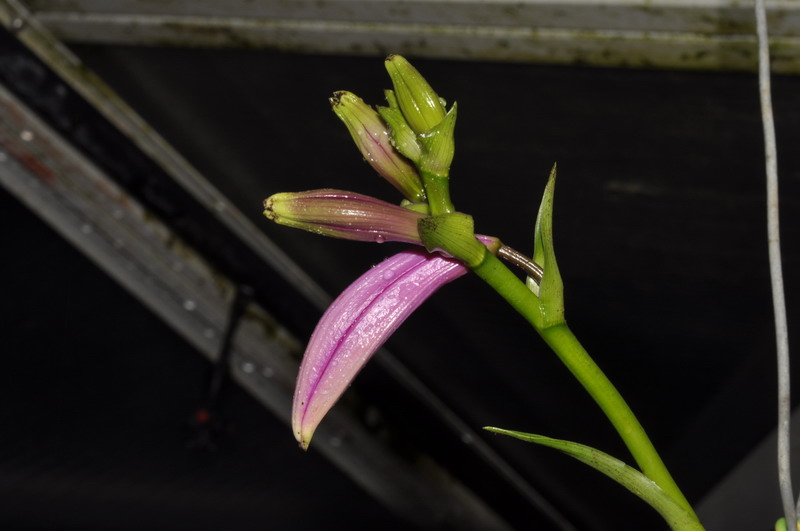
[375,235,385,244]
[382,270,395,281]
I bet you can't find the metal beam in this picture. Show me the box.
[14,0,800,73]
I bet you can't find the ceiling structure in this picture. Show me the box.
[1,1,800,529]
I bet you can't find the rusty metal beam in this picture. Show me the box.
[10,0,800,73]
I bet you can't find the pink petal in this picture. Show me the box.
[292,249,467,448]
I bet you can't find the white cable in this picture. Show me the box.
[754,0,794,526]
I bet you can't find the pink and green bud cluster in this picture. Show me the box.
[330,91,425,202]
[267,55,502,450]
[264,189,426,245]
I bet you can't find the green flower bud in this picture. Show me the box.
[384,89,399,109]
[384,55,446,134]
[377,104,422,163]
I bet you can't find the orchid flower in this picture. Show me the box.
[264,56,503,449]
[264,55,703,529]
[263,189,499,447]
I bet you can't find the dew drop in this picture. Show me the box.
[382,271,395,281]
[375,235,385,244]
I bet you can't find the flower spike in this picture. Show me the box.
[330,91,425,202]
[264,189,426,244]
[292,249,467,449]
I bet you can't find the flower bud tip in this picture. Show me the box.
[384,55,446,134]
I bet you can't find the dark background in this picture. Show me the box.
[2,36,799,529]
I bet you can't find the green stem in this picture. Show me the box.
[421,170,454,215]
[472,251,698,522]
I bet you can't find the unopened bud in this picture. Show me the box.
[330,91,425,202]
[378,92,422,163]
[384,55,446,134]
[264,189,425,245]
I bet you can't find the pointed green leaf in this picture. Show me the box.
[484,427,704,531]
[530,163,564,327]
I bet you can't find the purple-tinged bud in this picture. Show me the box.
[292,249,467,448]
[384,55,446,134]
[263,189,425,244]
[330,91,425,202]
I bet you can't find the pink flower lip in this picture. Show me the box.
[292,249,467,448]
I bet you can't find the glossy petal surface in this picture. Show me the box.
[292,249,466,448]
[264,189,426,244]
[331,91,424,201]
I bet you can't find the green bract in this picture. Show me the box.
[530,164,565,327]
[418,103,457,179]
[418,212,486,268]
